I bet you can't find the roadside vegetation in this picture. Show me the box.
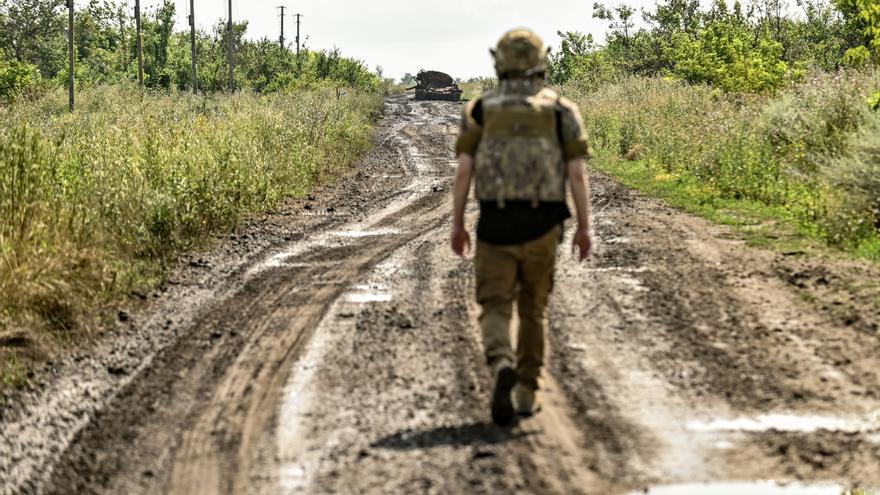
[0,87,382,388]
[549,0,880,260]
[0,0,386,388]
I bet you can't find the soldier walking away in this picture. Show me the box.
[451,28,594,426]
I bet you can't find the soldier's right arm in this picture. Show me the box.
[568,158,593,260]
[451,98,483,256]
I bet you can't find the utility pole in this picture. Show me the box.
[67,0,74,112]
[277,5,285,49]
[189,0,197,93]
[227,0,234,91]
[135,0,143,86]
[295,13,302,55]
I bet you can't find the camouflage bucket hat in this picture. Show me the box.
[491,28,549,77]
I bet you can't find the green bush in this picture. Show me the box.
[0,54,42,102]
[668,21,797,92]
[762,72,874,175]
[822,112,880,245]
[548,31,620,90]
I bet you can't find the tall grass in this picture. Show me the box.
[566,71,880,257]
[460,77,498,100]
[0,85,382,360]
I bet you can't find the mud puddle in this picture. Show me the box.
[687,414,880,434]
[331,227,401,238]
[632,481,847,495]
[345,291,394,303]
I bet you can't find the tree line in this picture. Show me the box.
[548,0,880,95]
[0,0,383,101]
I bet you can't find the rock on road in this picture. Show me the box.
[2,95,879,494]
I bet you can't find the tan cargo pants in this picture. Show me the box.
[475,225,560,388]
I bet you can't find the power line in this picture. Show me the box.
[189,0,197,93]
[294,13,303,55]
[135,0,143,86]
[277,5,286,50]
[227,0,234,91]
[67,0,74,111]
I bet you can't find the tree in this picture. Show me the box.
[594,2,637,45]
[141,0,175,88]
[0,51,42,101]
[0,0,67,77]
[668,12,793,92]
[837,0,880,65]
[644,0,702,36]
[547,31,619,89]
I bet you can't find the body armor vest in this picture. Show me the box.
[474,85,566,207]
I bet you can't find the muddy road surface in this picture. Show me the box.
[2,94,879,494]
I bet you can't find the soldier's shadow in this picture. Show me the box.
[370,421,532,450]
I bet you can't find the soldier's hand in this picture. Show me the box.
[572,227,593,261]
[451,225,471,256]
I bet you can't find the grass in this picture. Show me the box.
[0,355,26,390]
[592,155,827,255]
[0,84,383,387]
[459,78,497,101]
[566,71,880,262]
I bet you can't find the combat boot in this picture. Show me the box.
[490,358,517,426]
[513,382,541,416]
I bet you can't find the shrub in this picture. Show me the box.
[0,55,42,103]
[822,112,880,244]
[668,21,797,92]
[762,72,874,175]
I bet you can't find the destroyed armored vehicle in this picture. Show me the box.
[408,70,463,102]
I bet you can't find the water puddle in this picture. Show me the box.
[279,462,307,484]
[330,227,400,238]
[686,414,880,434]
[631,481,844,495]
[604,236,632,244]
[585,266,649,273]
[345,292,393,303]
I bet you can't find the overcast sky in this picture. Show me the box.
[107,0,798,81]
[107,0,631,80]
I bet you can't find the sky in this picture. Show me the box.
[109,0,643,80]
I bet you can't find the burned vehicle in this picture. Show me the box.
[408,70,463,102]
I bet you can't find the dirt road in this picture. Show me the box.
[2,95,879,494]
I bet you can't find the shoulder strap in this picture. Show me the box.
[472,98,484,127]
[554,95,565,148]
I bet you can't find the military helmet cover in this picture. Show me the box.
[491,28,549,77]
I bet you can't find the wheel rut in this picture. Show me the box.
[39,96,458,494]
